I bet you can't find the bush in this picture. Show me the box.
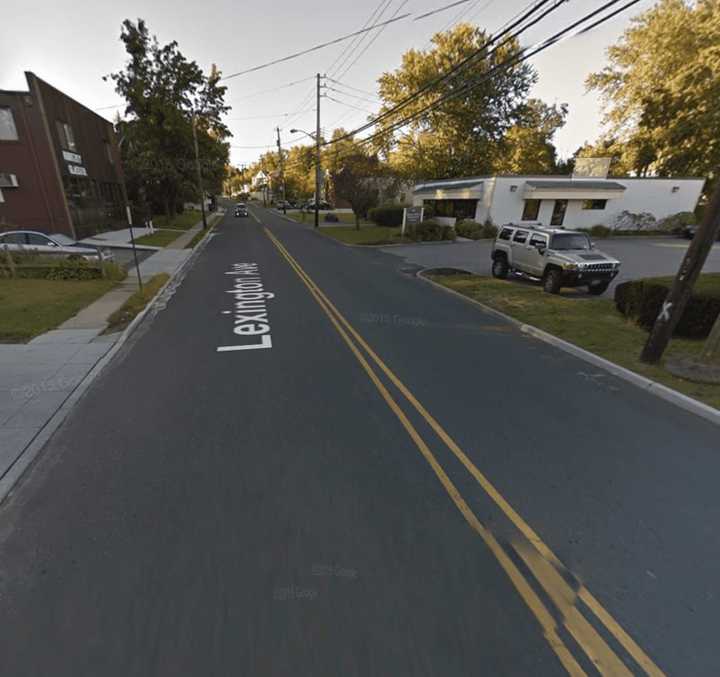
[455,219,497,240]
[368,205,404,227]
[589,224,612,238]
[0,255,126,281]
[324,213,339,223]
[659,211,696,233]
[406,219,456,242]
[614,276,720,338]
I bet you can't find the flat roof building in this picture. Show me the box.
[412,175,705,230]
[0,72,127,239]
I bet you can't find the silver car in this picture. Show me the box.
[0,230,114,262]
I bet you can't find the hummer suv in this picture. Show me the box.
[491,225,621,295]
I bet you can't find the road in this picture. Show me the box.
[381,236,720,293]
[0,205,718,675]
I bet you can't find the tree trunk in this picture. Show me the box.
[355,212,360,230]
[701,311,720,365]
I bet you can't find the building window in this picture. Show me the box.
[509,185,518,192]
[104,140,114,165]
[672,186,680,193]
[0,107,19,141]
[423,199,477,220]
[522,199,540,220]
[582,199,607,210]
[56,120,77,151]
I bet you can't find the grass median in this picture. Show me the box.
[0,278,118,343]
[134,229,183,248]
[104,273,170,334]
[428,274,720,410]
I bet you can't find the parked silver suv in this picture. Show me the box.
[491,225,621,295]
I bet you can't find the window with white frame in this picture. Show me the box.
[0,107,19,141]
[56,120,77,151]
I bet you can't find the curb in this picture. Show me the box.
[416,269,720,428]
[0,222,217,505]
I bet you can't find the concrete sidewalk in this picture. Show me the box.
[0,245,193,485]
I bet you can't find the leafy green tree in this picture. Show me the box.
[330,146,380,229]
[586,0,720,186]
[376,23,537,179]
[495,99,567,174]
[107,19,230,216]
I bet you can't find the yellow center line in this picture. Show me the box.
[263,227,585,676]
[263,224,665,676]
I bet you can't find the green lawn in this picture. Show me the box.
[105,273,170,334]
[319,226,404,245]
[429,274,720,410]
[0,278,118,343]
[152,210,202,230]
[135,229,183,247]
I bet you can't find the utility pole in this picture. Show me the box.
[192,113,208,230]
[315,72,322,229]
[641,176,720,364]
[276,126,287,214]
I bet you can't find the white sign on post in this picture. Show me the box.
[402,206,424,237]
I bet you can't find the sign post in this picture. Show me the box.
[126,204,143,291]
[402,206,424,240]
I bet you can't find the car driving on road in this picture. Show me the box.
[234,203,248,217]
[0,230,114,261]
[491,225,621,295]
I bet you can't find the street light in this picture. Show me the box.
[291,127,321,228]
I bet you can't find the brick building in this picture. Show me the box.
[0,72,127,239]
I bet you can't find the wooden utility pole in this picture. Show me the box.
[276,126,287,214]
[641,177,720,364]
[192,113,208,230]
[315,73,322,229]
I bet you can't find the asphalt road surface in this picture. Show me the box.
[0,205,718,676]
[381,236,720,293]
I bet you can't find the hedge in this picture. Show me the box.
[455,219,498,240]
[0,256,125,281]
[405,219,456,242]
[368,205,405,227]
[614,275,720,339]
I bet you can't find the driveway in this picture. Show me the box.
[382,237,720,292]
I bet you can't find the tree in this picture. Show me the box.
[586,0,720,188]
[376,23,538,179]
[331,147,380,229]
[495,99,567,174]
[107,19,230,216]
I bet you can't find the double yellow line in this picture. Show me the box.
[264,226,664,677]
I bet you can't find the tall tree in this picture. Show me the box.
[107,19,230,216]
[586,0,720,187]
[330,144,380,229]
[376,23,537,179]
[495,99,567,174]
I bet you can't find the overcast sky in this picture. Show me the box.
[1,0,655,168]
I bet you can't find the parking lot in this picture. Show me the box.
[382,236,720,293]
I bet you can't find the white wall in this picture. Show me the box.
[487,177,704,228]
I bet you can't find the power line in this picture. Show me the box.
[228,76,316,102]
[325,95,376,115]
[336,0,411,82]
[333,0,644,155]
[326,0,389,76]
[414,0,474,21]
[221,12,412,80]
[325,86,381,105]
[325,78,381,99]
[226,109,314,121]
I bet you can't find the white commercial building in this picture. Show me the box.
[411,175,705,230]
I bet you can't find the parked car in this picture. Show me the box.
[301,200,333,211]
[491,225,621,295]
[0,230,114,261]
[234,203,248,217]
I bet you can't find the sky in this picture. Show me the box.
[1,0,656,169]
